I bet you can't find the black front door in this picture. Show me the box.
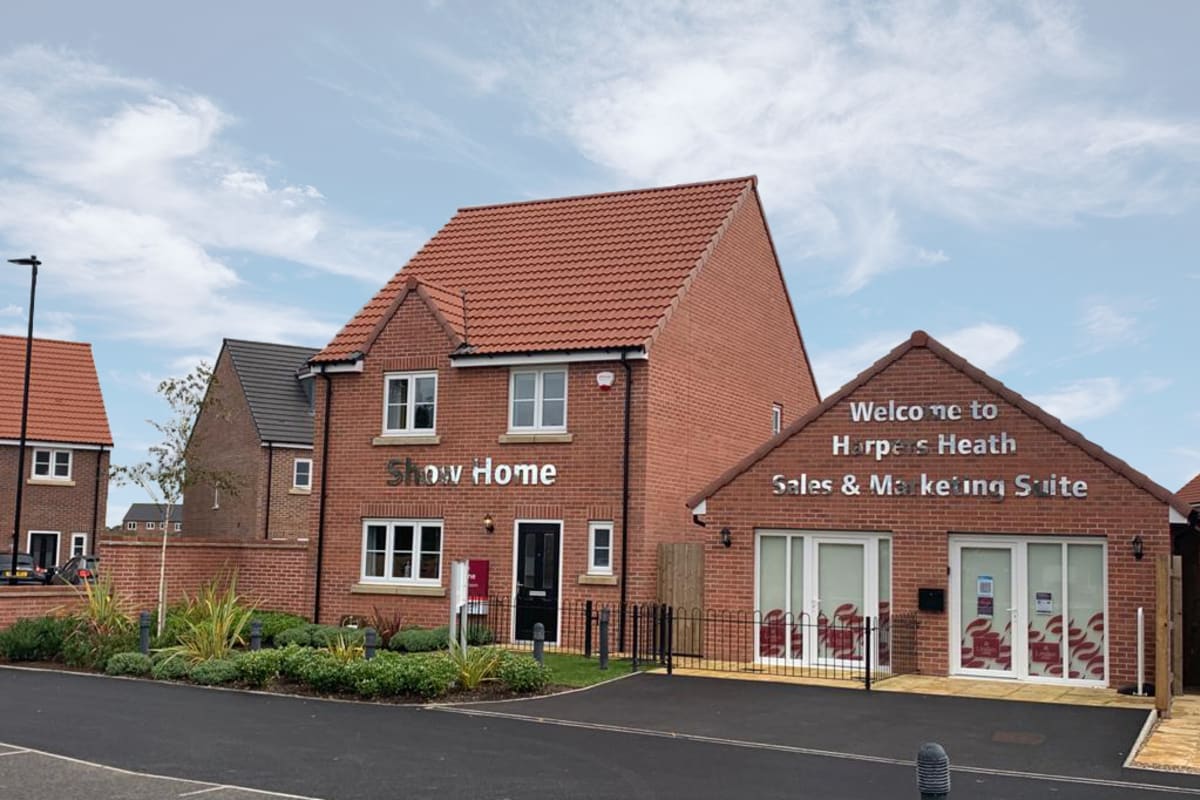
[29,533,57,570]
[515,522,560,642]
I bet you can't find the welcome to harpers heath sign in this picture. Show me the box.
[772,400,1089,502]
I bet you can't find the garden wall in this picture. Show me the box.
[0,585,83,628]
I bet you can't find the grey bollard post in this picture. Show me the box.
[917,742,950,799]
[364,627,377,660]
[599,608,610,670]
[532,623,545,665]
[249,619,262,651]
[139,611,151,655]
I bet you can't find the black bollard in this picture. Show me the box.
[365,627,377,660]
[599,608,610,671]
[249,619,262,651]
[631,604,640,672]
[532,622,545,665]
[139,611,151,655]
[917,742,950,799]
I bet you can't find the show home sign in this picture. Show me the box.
[771,400,1088,502]
[387,456,557,487]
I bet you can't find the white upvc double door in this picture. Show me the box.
[757,531,890,667]
[950,537,1107,684]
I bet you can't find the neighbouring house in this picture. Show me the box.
[305,176,820,638]
[686,331,1198,689]
[1180,474,1200,509]
[182,339,319,540]
[0,335,112,569]
[121,503,183,535]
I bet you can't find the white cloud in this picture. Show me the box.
[811,322,1023,393]
[0,45,425,350]
[509,1,1200,291]
[1030,377,1126,423]
[1079,300,1140,349]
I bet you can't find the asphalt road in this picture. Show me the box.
[1,666,1199,800]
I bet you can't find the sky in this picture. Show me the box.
[0,1,1197,526]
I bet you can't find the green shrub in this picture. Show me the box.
[274,626,313,648]
[297,651,354,694]
[158,575,254,664]
[389,626,449,653]
[151,655,190,681]
[466,625,495,646]
[403,653,457,698]
[0,616,73,662]
[279,644,320,681]
[498,653,550,693]
[234,649,284,688]
[105,651,152,677]
[64,576,137,669]
[310,625,364,648]
[251,611,309,646]
[189,658,239,686]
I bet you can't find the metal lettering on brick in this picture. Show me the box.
[386,456,557,487]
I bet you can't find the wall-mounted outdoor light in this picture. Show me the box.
[483,514,495,535]
[720,527,732,549]
[1131,534,1144,561]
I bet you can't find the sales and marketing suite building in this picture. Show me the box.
[687,331,1196,688]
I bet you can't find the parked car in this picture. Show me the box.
[0,553,53,585]
[51,554,100,586]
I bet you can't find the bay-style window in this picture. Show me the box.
[362,519,443,584]
[32,448,72,480]
[383,372,437,435]
[509,368,567,432]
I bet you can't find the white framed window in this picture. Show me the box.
[588,521,614,576]
[71,533,87,557]
[146,521,156,530]
[383,372,437,435]
[772,404,783,436]
[508,368,567,432]
[32,448,72,480]
[174,522,182,532]
[361,519,443,585]
[293,458,313,490]
[125,521,136,531]
[213,488,220,510]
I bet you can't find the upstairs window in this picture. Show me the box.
[772,404,783,436]
[293,458,313,490]
[173,522,182,532]
[383,372,437,435]
[32,448,71,480]
[508,368,567,432]
[146,521,156,530]
[125,521,136,531]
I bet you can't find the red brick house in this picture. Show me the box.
[1181,474,1200,509]
[121,503,183,535]
[0,335,112,569]
[306,176,819,640]
[686,331,1196,688]
[183,339,318,540]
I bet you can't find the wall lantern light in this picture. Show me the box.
[720,527,732,549]
[483,514,495,535]
[1131,535,1144,561]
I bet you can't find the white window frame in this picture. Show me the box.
[32,448,72,480]
[360,518,443,586]
[71,533,88,557]
[213,488,220,510]
[26,530,60,567]
[772,404,783,435]
[293,458,313,490]
[125,521,137,531]
[507,367,568,433]
[174,522,182,532]
[588,521,614,576]
[145,521,156,530]
[382,371,438,435]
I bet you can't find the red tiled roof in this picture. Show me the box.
[1180,474,1200,506]
[314,177,756,362]
[0,335,113,445]
[687,331,1194,521]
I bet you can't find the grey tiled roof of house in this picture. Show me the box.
[224,339,319,446]
[123,503,184,523]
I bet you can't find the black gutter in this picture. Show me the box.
[90,447,104,556]
[618,351,633,650]
[312,373,333,623]
[264,442,274,539]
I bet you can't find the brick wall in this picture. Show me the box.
[698,346,1168,687]
[1,444,109,565]
[0,586,84,628]
[264,445,312,540]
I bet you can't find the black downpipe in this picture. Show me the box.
[618,353,633,651]
[313,374,334,623]
[90,448,103,556]
[264,442,274,539]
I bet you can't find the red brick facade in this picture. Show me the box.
[690,337,1181,687]
[310,192,816,629]
[0,444,108,566]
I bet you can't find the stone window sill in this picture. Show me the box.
[498,432,574,444]
[373,435,441,446]
[577,574,618,586]
[351,582,446,597]
[288,487,312,495]
[28,478,75,487]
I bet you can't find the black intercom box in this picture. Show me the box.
[918,588,945,612]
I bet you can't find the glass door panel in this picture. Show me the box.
[1067,544,1105,680]
[959,546,1014,675]
[878,539,892,669]
[1027,544,1064,678]
[788,539,806,660]
[816,542,865,662]
[758,536,787,658]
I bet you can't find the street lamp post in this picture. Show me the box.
[7,255,40,585]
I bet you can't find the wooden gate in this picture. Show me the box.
[1156,554,1183,717]
[658,542,704,656]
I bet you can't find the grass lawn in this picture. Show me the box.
[541,652,656,688]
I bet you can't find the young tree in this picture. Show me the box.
[111,363,239,636]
